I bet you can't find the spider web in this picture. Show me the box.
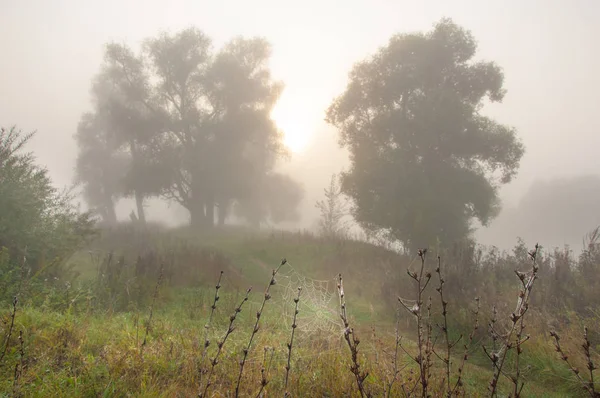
[275,265,340,341]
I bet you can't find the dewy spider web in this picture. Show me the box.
[275,264,339,340]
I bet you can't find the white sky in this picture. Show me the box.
[2,0,600,246]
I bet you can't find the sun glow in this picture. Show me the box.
[270,94,313,153]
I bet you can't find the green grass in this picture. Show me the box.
[0,226,596,397]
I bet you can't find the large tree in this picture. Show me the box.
[326,18,524,251]
[141,30,288,228]
[75,45,171,225]
[97,44,169,224]
[77,28,299,228]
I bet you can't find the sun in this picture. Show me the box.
[270,95,313,153]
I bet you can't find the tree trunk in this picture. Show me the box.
[205,192,215,229]
[128,140,146,225]
[103,194,118,225]
[135,191,146,225]
[189,167,207,229]
[217,200,229,227]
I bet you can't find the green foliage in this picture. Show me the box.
[76,28,302,228]
[326,18,525,251]
[0,126,96,274]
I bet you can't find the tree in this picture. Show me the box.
[86,29,289,229]
[75,44,173,225]
[74,111,126,225]
[315,174,349,238]
[1,126,96,266]
[93,44,171,224]
[234,172,304,228]
[326,18,524,251]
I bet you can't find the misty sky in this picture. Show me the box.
[2,0,600,250]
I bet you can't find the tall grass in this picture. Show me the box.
[1,227,599,396]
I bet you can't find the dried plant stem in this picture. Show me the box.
[425,296,434,386]
[0,296,18,366]
[284,287,302,397]
[12,330,25,397]
[198,271,223,388]
[0,252,26,367]
[583,327,598,397]
[398,249,432,397]
[385,315,402,398]
[140,262,164,357]
[489,305,499,356]
[450,297,480,396]
[435,256,453,397]
[235,259,287,398]
[255,347,275,398]
[337,273,369,398]
[484,243,540,397]
[513,310,526,397]
[550,328,599,397]
[200,287,252,398]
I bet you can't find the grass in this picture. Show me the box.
[0,225,598,396]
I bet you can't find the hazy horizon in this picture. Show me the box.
[2,0,600,252]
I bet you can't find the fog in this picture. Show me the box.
[2,0,600,252]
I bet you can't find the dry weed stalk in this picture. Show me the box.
[434,255,455,397]
[235,259,287,397]
[198,270,223,388]
[0,296,18,366]
[425,296,434,386]
[550,327,599,397]
[483,243,540,397]
[200,287,252,398]
[371,314,404,398]
[140,261,164,357]
[12,330,25,397]
[433,256,480,397]
[398,248,432,397]
[284,286,302,397]
[337,273,370,397]
[0,251,27,367]
[388,316,403,397]
[255,346,275,398]
[450,297,480,396]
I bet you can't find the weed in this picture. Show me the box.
[398,248,433,396]
[284,286,302,397]
[198,270,223,389]
[140,261,164,357]
[200,286,252,398]
[550,326,599,397]
[483,243,540,397]
[337,272,370,397]
[235,259,287,397]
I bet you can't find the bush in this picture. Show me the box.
[0,126,96,299]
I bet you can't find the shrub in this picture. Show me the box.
[0,126,96,300]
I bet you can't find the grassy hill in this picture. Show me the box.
[0,225,593,397]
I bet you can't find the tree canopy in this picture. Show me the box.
[326,18,524,251]
[75,28,302,228]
